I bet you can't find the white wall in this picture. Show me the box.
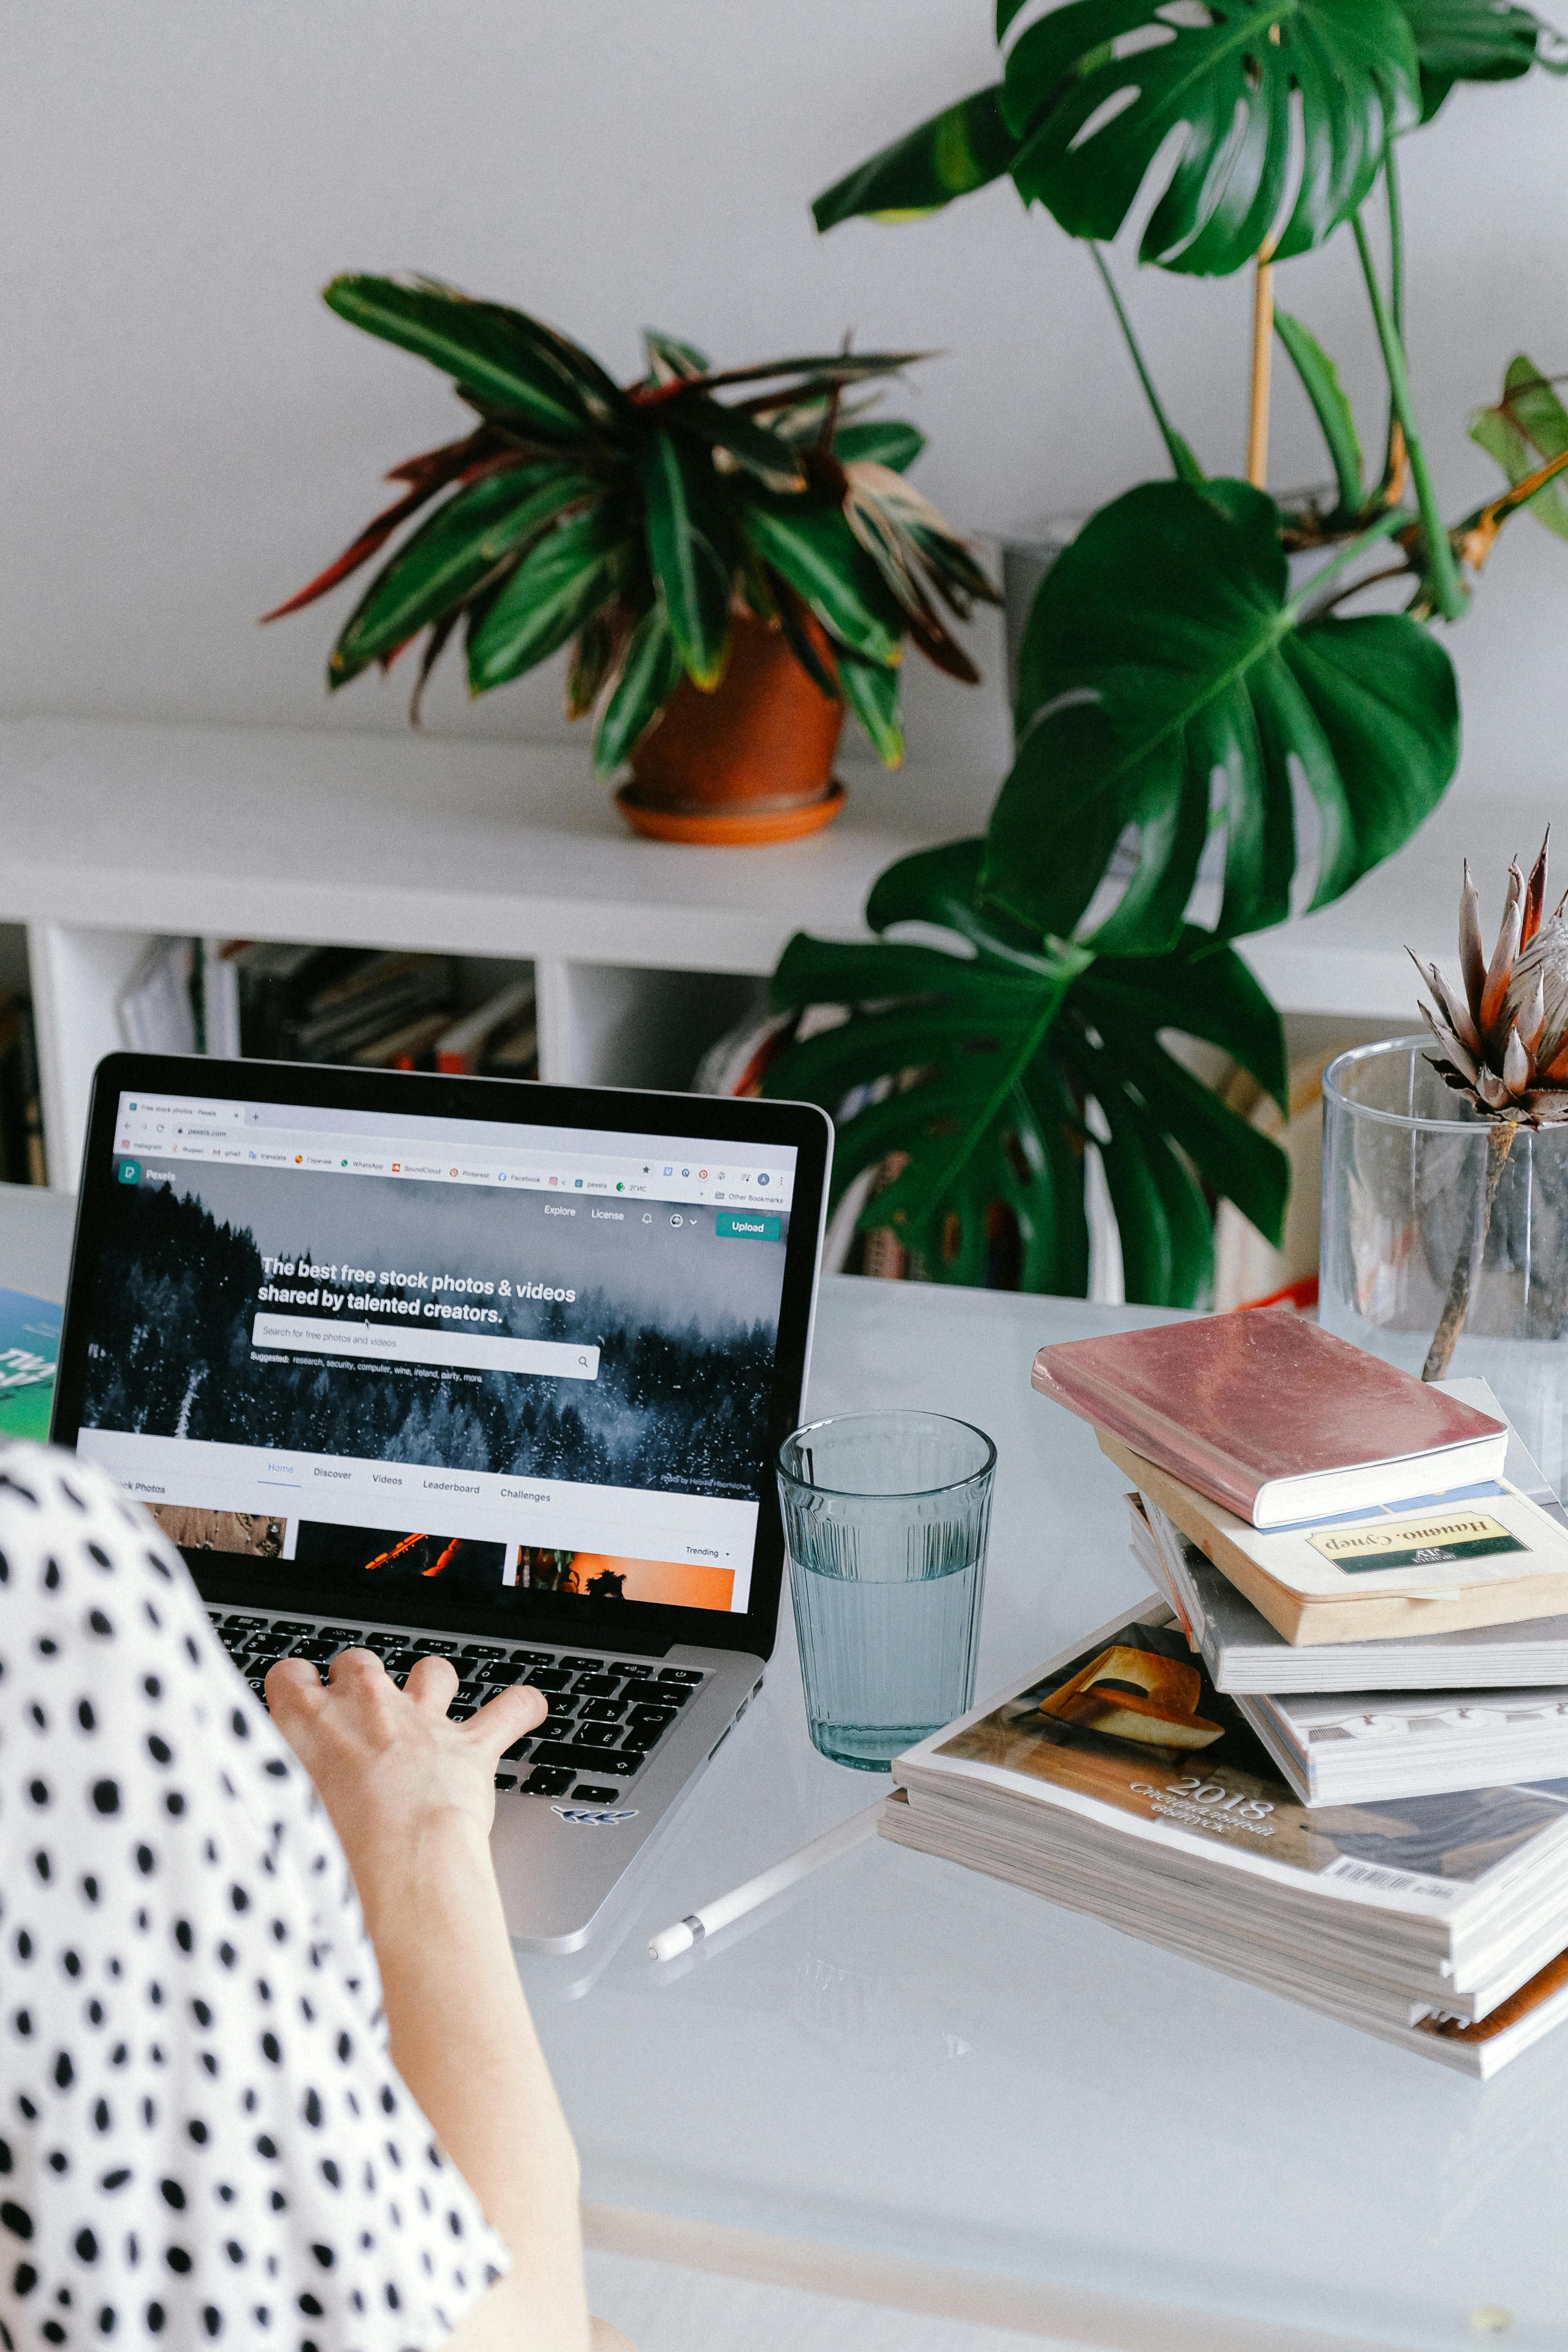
[2,2,1566,812]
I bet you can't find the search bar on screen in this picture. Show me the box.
[252,1315,599,1381]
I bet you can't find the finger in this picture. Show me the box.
[404,1654,459,1713]
[326,1646,388,1689]
[264,1655,324,1710]
[467,1683,548,1753]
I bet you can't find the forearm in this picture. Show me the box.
[359,1809,590,2350]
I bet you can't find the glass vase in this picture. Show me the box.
[1320,1037,1568,1497]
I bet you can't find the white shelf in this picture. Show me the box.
[0,712,1526,1190]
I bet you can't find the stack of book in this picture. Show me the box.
[885,1313,1568,2075]
[117,938,537,1077]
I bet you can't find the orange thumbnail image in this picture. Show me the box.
[509,1547,734,1611]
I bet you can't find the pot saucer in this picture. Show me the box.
[614,778,847,846]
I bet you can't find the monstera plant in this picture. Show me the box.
[762,0,1568,1304]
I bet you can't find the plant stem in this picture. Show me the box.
[1421,1118,1516,1380]
[1088,245,1202,485]
[1283,502,1409,620]
[1246,241,1277,488]
[1352,211,1468,622]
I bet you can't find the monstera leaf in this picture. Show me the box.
[814,3,1563,258]
[984,478,1459,954]
[763,841,1288,1305]
[998,0,1421,276]
[1403,0,1568,119]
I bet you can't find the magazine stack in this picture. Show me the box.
[884,1313,1568,2075]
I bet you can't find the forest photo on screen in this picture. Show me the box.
[83,1170,785,1502]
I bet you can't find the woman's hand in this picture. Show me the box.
[265,1649,547,1924]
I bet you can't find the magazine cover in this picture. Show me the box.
[0,1286,60,1443]
[914,1609,1568,1906]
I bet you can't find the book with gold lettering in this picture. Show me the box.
[884,1603,1568,2075]
[1100,1427,1568,1646]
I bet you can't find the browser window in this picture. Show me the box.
[75,1089,800,1617]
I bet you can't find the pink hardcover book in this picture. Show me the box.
[1031,1314,1508,1529]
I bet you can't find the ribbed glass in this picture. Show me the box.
[777,1411,996,1771]
[1321,1037,1568,1496]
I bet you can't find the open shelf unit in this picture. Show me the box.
[0,712,1515,1201]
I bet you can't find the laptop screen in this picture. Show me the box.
[72,1082,805,1626]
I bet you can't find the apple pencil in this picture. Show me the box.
[649,1803,881,1962]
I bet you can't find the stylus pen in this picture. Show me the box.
[648,1803,881,1962]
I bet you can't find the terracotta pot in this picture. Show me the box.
[617,609,847,845]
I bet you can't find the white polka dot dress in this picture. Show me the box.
[0,1443,510,2350]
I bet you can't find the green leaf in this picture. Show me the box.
[643,328,711,385]
[1274,312,1364,516]
[989,478,1459,952]
[1401,0,1568,119]
[742,498,905,666]
[665,395,805,488]
[1469,353,1568,540]
[324,276,628,437]
[593,602,683,776]
[834,646,905,767]
[328,465,596,686]
[640,429,736,689]
[466,502,633,692]
[832,418,925,472]
[763,842,1287,1302]
[812,86,1019,229]
[1001,1,1422,278]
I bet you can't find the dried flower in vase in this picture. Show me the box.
[1413,834,1568,1125]
[1410,834,1566,1380]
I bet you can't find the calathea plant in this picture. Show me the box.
[762,0,1568,1304]
[264,278,999,772]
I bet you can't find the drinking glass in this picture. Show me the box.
[777,1411,996,1771]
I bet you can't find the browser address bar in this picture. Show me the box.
[252,1315,599,1381]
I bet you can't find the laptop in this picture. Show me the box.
[51,1051,831,1953]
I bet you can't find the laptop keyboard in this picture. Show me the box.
[206,1610,707,1802]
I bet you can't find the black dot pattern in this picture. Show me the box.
[0,1445,508,2348]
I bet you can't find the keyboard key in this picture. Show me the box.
[525,1668,572,1693]
[318,1627,361,1643]
[529,1741,645,1778]
[494,1773,517,1791]
[509,1650,553,1666]
[613,1662,654,1679]
[578,1697,627,1722]
[461,1642,504,1658]
[499,1736,532,1762]
[412,1639,465,1657]
[472,1658,523,1684]
[269,1621,316,1638]
[627,1706,677,1736]
[658,1668,703,1685]
[648,1684,692,1707]
[574,1722,621,1749]
[572,1784,621,1802]
[523,1765,573,1795]
[560,1656,601,1670]
[221,1614,268,1632]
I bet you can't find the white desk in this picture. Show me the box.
[6,1188,1556,2350]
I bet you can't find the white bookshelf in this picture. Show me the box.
[0,712,1518,1193]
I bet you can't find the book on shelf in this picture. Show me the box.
[118,935,198,1055]
[0,994,45,1186]
[1032,1312,1506,1527]
[883,1603,1568,2076]
[1105,1426,1568,1646]
[1126,1381,1568,1692]
[434,979,537,1077]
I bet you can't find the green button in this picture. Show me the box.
[716,1211,781,1242]
[118,1159,140,1185]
